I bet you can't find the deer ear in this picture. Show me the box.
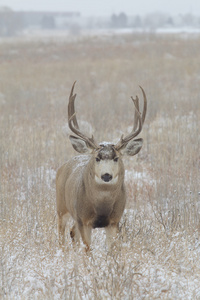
[121,138,143,156]
[69,135,93,154]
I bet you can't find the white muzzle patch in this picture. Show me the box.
[95,160,119,185]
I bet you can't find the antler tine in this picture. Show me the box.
[68,82,98,149]
[115,86,147,150]
[132,95,139,131]
[115,102,142,150]
[68,81,79,129]
[139,86,147,124]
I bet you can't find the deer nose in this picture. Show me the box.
[101,173,113,182]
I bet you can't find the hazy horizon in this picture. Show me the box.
[0,0,200,16]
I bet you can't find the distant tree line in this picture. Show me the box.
[0,7,24,36]
[0,7,79,36]
[111,13,127,28]
[0,6,200,37]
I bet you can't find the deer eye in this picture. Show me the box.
[114,157,119,162]
[96,157,100,162]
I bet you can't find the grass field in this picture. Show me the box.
[0,32,200,299]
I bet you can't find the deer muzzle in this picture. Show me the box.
[101,173,113,182]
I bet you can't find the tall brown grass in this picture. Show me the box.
[0,33,200,298]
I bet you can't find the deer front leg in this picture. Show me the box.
[105,224,119,250]
[78,221,92,251]
[58,213,68,246]
[70,223,80,244]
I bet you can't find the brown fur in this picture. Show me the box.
[56,82,147,251]
[56,152,126,250]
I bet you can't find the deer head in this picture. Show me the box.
[68,81,147,184]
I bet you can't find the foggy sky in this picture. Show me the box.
[0,0,200,16]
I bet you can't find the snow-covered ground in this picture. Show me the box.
[1,165,200,299]
[1,32,200,299]
[1,26,200,45]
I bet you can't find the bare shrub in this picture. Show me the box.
[0,33,200,298]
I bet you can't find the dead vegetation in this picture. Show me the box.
[0,32,200,299]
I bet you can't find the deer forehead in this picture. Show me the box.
[96,144,118,160]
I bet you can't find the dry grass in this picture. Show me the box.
[0,32,200,299]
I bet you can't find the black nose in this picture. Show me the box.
[101,173,113,182]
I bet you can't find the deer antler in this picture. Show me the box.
[115,86,147,150]
[68,81,98,149]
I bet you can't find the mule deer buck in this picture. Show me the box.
[56,82,147,251]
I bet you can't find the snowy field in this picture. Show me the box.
[1,26,200,44]
[1,31,200,299]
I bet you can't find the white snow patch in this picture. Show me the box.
[125,169,156,186]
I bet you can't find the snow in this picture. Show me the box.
[1,26,200,45]
[2,166,200,299]
[1,32,199,297]
[99,141,113,146]
[3,227,200,298]
[125,168,156,187]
